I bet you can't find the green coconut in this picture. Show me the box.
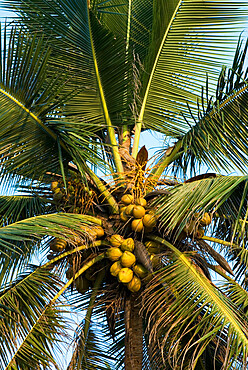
[133,264,148,278]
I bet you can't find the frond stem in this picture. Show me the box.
[86,7,124,178]
[146,140,182,193]
[131,0,182,159]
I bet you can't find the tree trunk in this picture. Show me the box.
[124,294,143,370]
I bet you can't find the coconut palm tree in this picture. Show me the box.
[1,0,248,368]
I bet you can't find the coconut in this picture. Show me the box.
[200,212,211,226]
[53,191,63,202]
[106,247,123,261]
[120,211,129,222]
[110,261,122,277]
[133,264,148,278]
[132,205,146,219]
[51,181,58,191]
[75,276,90,294]
[121,194,134,205]
[120,205,127,213]
[131,218,144,232]
[120,251,136,267]
[150,254,160,267]
[118,268,133,283]
[93,225,105,238]
[121,238,135,252]
[143,214,157,228]
[127,275,141,292]
[125,204,134,216]
[135,198,147,207]
[196,227,205,238]
[145,241,160,254]
[50,238,67,252]
[109,234,124,247]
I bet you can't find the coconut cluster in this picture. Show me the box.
[106,234,151,293]
[49,225,105,294]
[119,194,157,233]
[49,225,105,253]
[183,212,212,239]
[50,176,95,213]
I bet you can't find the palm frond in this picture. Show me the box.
[4,0,125,174]
[0,194,51,227]
[153,175,248,236]
[67,321,115,370]
[220,277,248,313]
[0,265,66,370]
[133,0,248,155]
[169,38,248,175]
[143,237,248,369]
[0,213,102,254]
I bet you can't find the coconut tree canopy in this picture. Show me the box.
[1,0,248,369]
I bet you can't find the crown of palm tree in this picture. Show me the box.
[1,1,248,369]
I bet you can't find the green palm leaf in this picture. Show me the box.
[0,266,65,370]
[132,0,248,156]
[154,175,248,235]
[144,237,248,368]
[0,213,102,251]
[0,195,51,226]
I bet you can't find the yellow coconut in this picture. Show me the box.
[121,238,135,252]
[51,181,58,191]
[120,205,127,213]
[131,218,144,232]
[50,238,67,252]
[120,251,136,267]
[196,227,205,239]
[127,275,141,293]
[145,241,160,254]
[135,198,147,207]
[93,225,105,238]
[200,212,211,226]
[143,214,157,228]
[110,261,123,277]
[125,204,135,216]
[132,205,146,219]
[118,268,133,283]
[120,211,129,222]
[106,247,123,261]
[109,234,124,247]
[75,276,90,294]
[133,264,148,278]
[121,194,134,205]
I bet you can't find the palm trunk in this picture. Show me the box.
[124,295,143,370]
